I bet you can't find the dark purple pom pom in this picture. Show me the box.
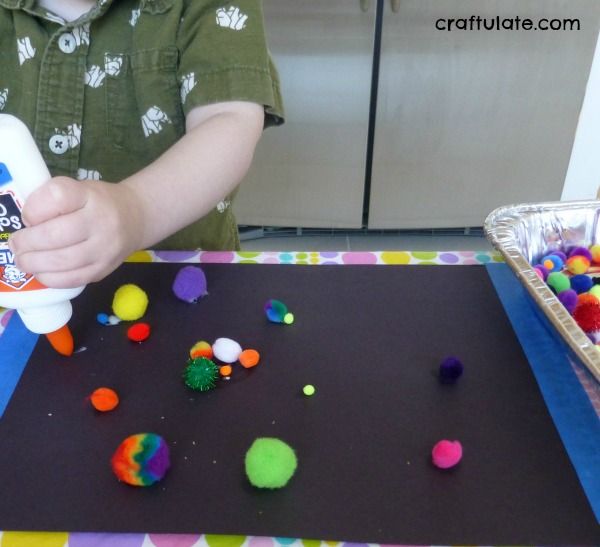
[439,356,464,383]
[568,246,593,261]
[172,265,208,303]
[557,289,578,314]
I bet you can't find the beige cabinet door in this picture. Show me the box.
[234,0,374,228]
[368,0,600,229]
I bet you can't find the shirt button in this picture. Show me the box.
[49,134,69,155]
[58,33,76,54]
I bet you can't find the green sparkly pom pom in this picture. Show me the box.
[183,357,219,392]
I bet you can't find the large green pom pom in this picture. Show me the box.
[245,437,297,489]
[183,357,218,391]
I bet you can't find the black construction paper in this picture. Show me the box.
[0,263,598,545]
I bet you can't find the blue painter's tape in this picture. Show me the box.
[486,263,600,521]
[0,312,38,417]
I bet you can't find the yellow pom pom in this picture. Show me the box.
[590,244,600,264]
[112,284,149,321]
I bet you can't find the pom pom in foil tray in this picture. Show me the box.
[484,199,600,383]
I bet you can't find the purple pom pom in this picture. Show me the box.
[439,356,464,383]
[533,265,549,281]
[172,265,208,303]
[557,289,578,314]
[550,250,567,262]
[568,246,593,261]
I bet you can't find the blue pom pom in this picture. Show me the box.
[439,356,464,383]
[570,274,593,294]
[96,312,110,325]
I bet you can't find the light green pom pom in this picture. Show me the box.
[589,285,600,299]
[283,312,294,325]
[245,437,297,489]
[303,384,316,396]
[546,272,570,294]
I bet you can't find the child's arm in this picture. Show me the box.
[8,100,264,289]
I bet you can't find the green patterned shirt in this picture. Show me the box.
[0,0,283,250]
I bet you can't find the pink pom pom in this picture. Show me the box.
[432,439,463,469]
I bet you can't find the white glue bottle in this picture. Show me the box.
[0,114,84,355]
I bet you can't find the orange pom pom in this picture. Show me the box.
[578,293,598,305]
[90,387,119,412]
[219,365,233,377]
[239,349,260,368]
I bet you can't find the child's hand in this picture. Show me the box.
[9,176,142,288]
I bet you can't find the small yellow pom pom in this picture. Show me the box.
[283,313,294,325]
[112,284,149,321]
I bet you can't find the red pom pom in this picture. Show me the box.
[127,322,151,342]
[573,301,600,332]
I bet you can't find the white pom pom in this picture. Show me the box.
[212,337,242,363]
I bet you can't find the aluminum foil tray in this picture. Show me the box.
[484,199,600,383]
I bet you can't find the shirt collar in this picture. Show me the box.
[140,0,174,15]
[0,0,174,15]
[0,0,35,9]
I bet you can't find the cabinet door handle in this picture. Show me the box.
[360,0,369,12]
[390,0,400,12]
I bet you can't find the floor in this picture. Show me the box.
[239,227,494,252]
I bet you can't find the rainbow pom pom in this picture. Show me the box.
[589,244,600,264]
[264,299,294,324]
[111,433,170,486]
[565,255,590,275]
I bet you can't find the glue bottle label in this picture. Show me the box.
[0,162,39,291]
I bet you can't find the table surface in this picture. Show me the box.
[0,250,598,547]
